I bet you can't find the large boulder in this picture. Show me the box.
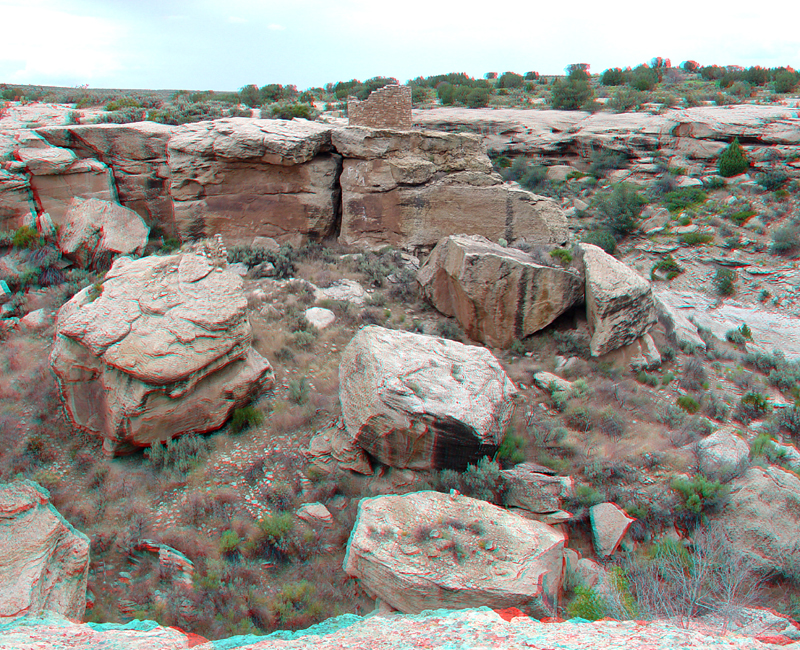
[333,127,568,251]
[343,491,565,616]
[696,427,750,482]
[578,244,657,356]
[417,235,583,347]
[339,326,517,470]
[50,252,274,455]
[501,463,574,514]
[167,118,339,246]
[589,502,635,558]
[58,198,150,268]
[0,480,89,620]
[712,466,800,577]
[37,122,177,235]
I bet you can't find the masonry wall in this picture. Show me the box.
[348,85,412,130]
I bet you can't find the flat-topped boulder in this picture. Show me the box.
[50,251,274,455]
[343,491,565,616]
[697,427,750,482]
[0,480,89,620]
[339,326,517,470]
[168,118,339,246]
[417,235,583,347]
[579,244,657,356]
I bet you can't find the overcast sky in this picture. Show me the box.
[2,0,799,91]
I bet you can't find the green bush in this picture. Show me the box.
[729,208,756,226]
[266,102,318,120]
[671,474,728,515]
[219,529,241,555]
[600,67,626,86]
[725,323,752,346]
[581,230,617,254]
[12,226,41,250]
[676,395,700,414]
[567,586,608,620]
[736,391,771,422]
[713,268,736,296]
[588,149,626,178]
[771,224,800,256]
[566,404,593,431]
[593,183,647,237]
[681,232,713,246]
[288,377,309,405]
[549,248,573,265]
[495,432,525,465]
[719,138,749,177]
[551,64,594,110]
[461,457,506,503]
[269,581,323,629]
[663,187,707,213]
[651,255,683,281]
[230,406,264,434]
[145,434,211,474]
[637,371,659,387]
[258,512,294,544]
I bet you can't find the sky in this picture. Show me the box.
[2,0,799,91]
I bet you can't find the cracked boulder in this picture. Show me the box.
[339,325,517,470]
[579,243,657,356]
[343,490,565,616]
[58,198,149,268]
[0,480,89,620]
[417,234,583,347]
[50,252,274,455]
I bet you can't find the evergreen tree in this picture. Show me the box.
[718,138,748,177]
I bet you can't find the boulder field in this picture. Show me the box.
[50,251,274,455]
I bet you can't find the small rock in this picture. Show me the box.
[304,307,335,330]
[297,502,333,526]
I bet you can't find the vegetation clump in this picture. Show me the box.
[718,138,749,177]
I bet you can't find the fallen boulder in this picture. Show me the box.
[501,463,574,514]
[589,502,635,558]
[50,251,274,455]
[579,244,657,356]
[343,490,565,616]
[417,235,583,347]
[697,427,750,482]
[58,198,149,268]
[711,466,800,576]
[0,480,89,620]
[339,326,517,470]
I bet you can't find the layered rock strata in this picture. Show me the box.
[0,480,89,620]
[339,326,517,470]
[343,491,565,616]
[417,235,583,347]
[50,252,274,455]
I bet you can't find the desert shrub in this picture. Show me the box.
[600,67,626,86]
[437,320,463,341]
[565,404,593,432]
[719,138,748,177]
[771,223,800,256]
[777,406,800,438]
[219,529,241,556]
[549,248,573,265]
[663,187,708,213]
[588,149,627,178]
[596,407,626,439]
[292,329,317,349]
[671,474,728,515]
[681,232,713,246]
[701,392,730,421]
[269,581,323,630]
[749,432,784,463]
[11,226,41,250]
[735,391,771,423]
[608,86,647,113]
[288,377,309,405]
[713,268,736,296]
[774,69,800,93]
[566,484,605,510]
[550,64,594,110]
[261,480,297,512]
[728,208,756,226]
[676,395,700,414]
[581,229,616,254]
[725,323,752,346]
[567,586,608,620]
[145,434,211,474]
[495,431,525,466]
[757,169,789,191]
[264,102,318,120]
[650,255,683,281]
[630,64,659,91]
[227,244,296,278]
[461,457,506,503]
[230,406,264,434]
[704,176,726,190]
[637,371,659,387]
[552,330,591,358]
[682,356,708,391]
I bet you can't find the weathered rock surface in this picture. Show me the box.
[304,306,335,330]
[697,427,750,482]
[333,127,568,251]
[37,122,177,234]
[58,198,149,268]
[0,480,89,620]
[656,289,800,360]
[0,608,780,650]
[50,252,274,455]
[339,326,517,470]
[598,333,661,371]
[501,463,574,514]
[589,502,635,558]
[343,491,565,616]
[417,235,583,347]
[532,371,573,394]
[168,118,340,246]
[579,244,657,356]
[307,419,373,475]
[712,466,800,576]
